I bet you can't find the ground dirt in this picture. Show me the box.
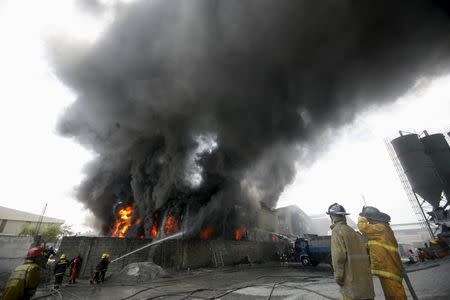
[31,257,450,300]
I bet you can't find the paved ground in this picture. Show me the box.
[32,257,450,300]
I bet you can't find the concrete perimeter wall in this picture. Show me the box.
[58,237,280,278]
[57,237,150,278]
[0,236,33,288]
[150,239,279,269]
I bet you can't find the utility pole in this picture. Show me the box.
[34,203,47,237]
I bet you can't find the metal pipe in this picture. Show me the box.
[413,192,435,239]
[403,267,419,300]
[34,203,47,237]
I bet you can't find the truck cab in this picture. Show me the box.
[295,235,332,267]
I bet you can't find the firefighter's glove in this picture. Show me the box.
[358,216,368,223]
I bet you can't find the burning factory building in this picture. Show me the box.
[58,203,313,276]
[109,196,313,242]
[51,0,450,274]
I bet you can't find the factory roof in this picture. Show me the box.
[391,222,438,231]
[0,205,64,224]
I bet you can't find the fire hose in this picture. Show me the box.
[403,267,419,300]
[266,281,285,300]
[110,231,184,264]
[32,288,63,300]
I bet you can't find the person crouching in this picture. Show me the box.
[1,247,44,300]
[90,253,110,284]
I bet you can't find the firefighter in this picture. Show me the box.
[358,206,407,300]
[417,248,426,262]
[44,245,56,261]
[90,253,110,284]
[68,255,82,284]
[407,249,416,264]
[327,203,374,300]
[53,254,70,289]
[1,246,44,300]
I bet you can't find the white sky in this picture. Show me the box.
[0,0,449,232]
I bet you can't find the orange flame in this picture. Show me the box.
[234,227,247,241]
[164,215,179,236]
[199,227,214,240]
[271,234,278,242]
[151,223,158,238]
[111,205,133,238]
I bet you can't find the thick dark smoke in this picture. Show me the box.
[52,0,450,234]
[76,0,106,15]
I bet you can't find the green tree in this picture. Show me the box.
[18,223,35,236]
[18,223,74,243]
[41,224,62,243]
[59,224,74,237]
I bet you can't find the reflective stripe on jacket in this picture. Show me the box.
[357,217,403,283]
[1,260,40,300]
[331,218,375,299]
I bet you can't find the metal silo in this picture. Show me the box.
[391,134,443,209]
[420,133,450,202]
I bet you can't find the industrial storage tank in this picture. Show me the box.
[420,133,450,195]
[391,134,443,209]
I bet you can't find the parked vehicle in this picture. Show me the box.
[295,235,331,267]
[423,237,449,259]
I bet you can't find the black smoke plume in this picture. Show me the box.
[52,0,450,235]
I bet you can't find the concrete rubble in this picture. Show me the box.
[110,262,167,284]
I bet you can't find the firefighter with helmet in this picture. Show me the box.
[1,247,44,300]
[358,206,407,300]
[328,203,374,300]
[53,254,70,289]
[90,253,110,284]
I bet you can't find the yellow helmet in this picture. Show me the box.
[60,254,66,260]
[101,253,109,259]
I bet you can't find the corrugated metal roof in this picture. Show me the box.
[0,205,64,224]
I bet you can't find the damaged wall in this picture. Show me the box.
[57,237,150,277]
[58,236,281,278]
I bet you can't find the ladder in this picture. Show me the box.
[211,244,224,267]
[384,138,435,239]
